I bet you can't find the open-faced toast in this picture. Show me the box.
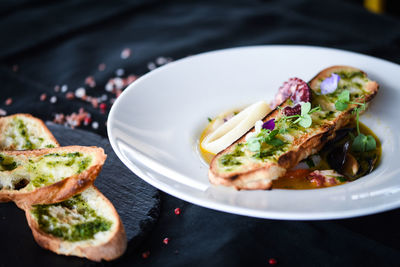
[0,145,106,207]
[0,114,127,261]
[0,114,59,150]
[209,66,379,190]
[25,186,127,262]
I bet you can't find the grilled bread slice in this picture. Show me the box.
[0,114,59,150]
[25,186,127,262]
[0,115,127,260]
[209,66,379,190]
[0,146,106,207]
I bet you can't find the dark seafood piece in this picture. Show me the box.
[271,78,311,109]
[330,128,353,144]
[321,128,352,153]
[283,104,301,116]
[343,153,359,176]
[291,80,311,104]
[327,141,350,173]
[356,155,378,178]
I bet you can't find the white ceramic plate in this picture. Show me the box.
[108,45,400,220]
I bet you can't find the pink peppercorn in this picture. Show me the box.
[98,63,106,71]
[174,208,181,215]
[40,93,47,101]
[84,117,92,126]
[85,76,96,88]
[116,89,123,98]
[142,251,150,259]
[100,103,107,110]
[5,98,12,106]
[163,238,169,245]
[66,92,75,100]
[269,258,277,265]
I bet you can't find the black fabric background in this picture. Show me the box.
[1,0,400,266]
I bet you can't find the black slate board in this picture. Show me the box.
[0,123,160,266]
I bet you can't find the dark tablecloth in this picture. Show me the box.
[1,0,400,266]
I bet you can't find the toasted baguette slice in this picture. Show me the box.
[0,146,106,207]
[0,114,127,261]
[0,114,59,150]
[25,186,127,261]
[209,66,379,190]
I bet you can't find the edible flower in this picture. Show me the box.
[320,73,340,95]
[262,119,275,131]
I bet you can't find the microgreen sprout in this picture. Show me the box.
[278,102,321,129]
[334,90,366,112]
[334,90,376,152]
[352,133,376,152]
[246,119,285,152]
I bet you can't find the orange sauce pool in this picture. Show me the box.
[271,169,345,189]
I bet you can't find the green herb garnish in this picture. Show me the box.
[334,90,376,152]
[277,102,321,129]
[246,128,286,153]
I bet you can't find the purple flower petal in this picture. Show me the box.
[262,119,275,130]
[320,73,340,95]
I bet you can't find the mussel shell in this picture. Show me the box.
[327,141,350,173]
[355,154,378,178]
[322,128,353,151]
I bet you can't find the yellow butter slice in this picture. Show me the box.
[201,101,270,154]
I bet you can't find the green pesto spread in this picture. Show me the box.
[217,70,371,172]
[31,194,112,241]
[5,118,57,150]
[27,152,92,188]
[0,152,92,189]
[15,118,34,149]
[0,154,18,171]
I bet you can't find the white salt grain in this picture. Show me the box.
[147,62,156,70]
[156,57,167,65]
[101,94,108,101]
[115,68,125,77]
[92,121,99,129]
[121,48,131,59]
[75,87,86,98]
[114,78,124,89]
[105,82,113,92]
[61,85,68,93]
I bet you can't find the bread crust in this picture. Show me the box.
[24,186,127,262]
[0,114,127,261]
[0,146,106,208]
[209,66,379,190]
[0,113,59,150]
